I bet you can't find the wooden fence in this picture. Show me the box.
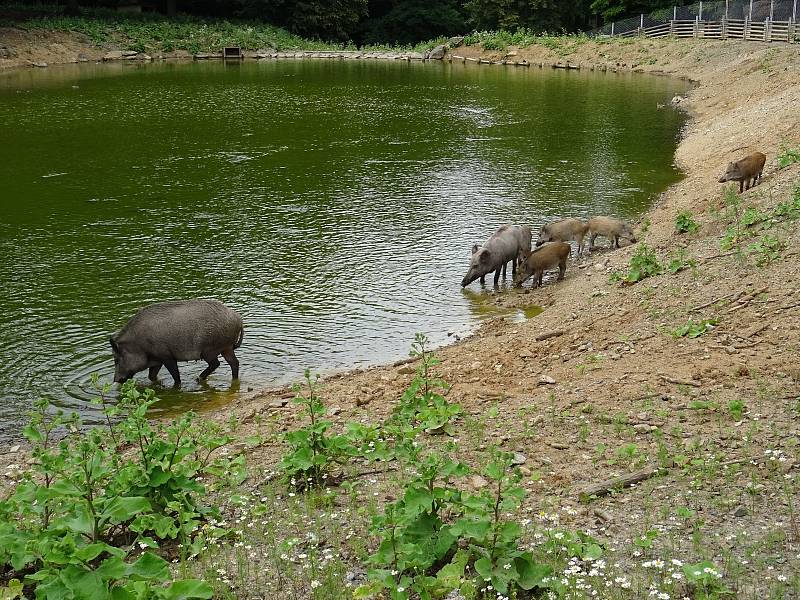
[616,18,797,41]
[593,0,798,43]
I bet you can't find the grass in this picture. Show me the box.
[463,29,593,54]
[0,4,443,54]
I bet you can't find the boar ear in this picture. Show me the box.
[479,250,491,263]
[471,244,479,255]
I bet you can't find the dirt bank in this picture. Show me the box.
[221,38,799,593]
[1,32,799,595]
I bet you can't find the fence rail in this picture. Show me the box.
[588,0,798,43]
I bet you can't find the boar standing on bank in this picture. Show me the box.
[514,241,571,288]
[718,152,766,193]
[536,218,589,256]
[110,299,244,386]
[461,224,532,287]
[587,216,637,250]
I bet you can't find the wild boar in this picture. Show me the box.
[718,152,766,193]
[514,242,570,288]
[536,218,589,256]
[587,216,637,250]
[461,224,532,287]
[110,299,244,386]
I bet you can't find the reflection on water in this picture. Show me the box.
[0,59,687,440]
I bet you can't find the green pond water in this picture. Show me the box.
[0,59,688,440]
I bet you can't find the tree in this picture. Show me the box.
[463,0,585,32]
[359,0,466,45]
[239,0,369,40]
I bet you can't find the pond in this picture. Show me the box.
[0,59,688,441]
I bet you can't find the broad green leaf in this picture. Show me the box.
[74,543,123,563]
[95,556,127,581]
[64,507,94,536]
[583,543,603,561]
[23,425,43,443]
[126,552,170,581]
[162,579,213,600]
[33,574,72,600]
[59,565,108,600]
[515,553,552,590]
[403,486,433,517]
[101,497,152,524]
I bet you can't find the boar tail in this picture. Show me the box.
[234,327,244,349]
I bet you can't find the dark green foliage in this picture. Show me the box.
[239,0,368,40]
[590,0,674,22]
[463,0,593,33]
[359,0,466,45]
[4,0,677,43]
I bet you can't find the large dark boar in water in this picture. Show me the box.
[461,224,532,287]
[110,299,244,386]
[718,152,766,193]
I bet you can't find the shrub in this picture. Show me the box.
[675,210,699,234]
[670,318,718,338]
[610,243,662,284]
[0,382,240,598]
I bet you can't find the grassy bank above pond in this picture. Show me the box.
[0,4,446,54]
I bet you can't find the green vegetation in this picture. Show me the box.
[718,185,796,266]
[777,144,800,170]
[611,243,664,284]
[670,317,718,338]
[675,210,700,234]
[666,247,697,274]
[0,382,241,598]
[0,5,442,53]
[463,29,591,52]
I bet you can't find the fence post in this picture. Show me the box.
[639,13,644,35]
[749,0,753,20]
[765,17,770,41]
[674,5,677,20]
[699,1,703,20]
[794,0,798,21]
[744,15,749,39]
[611,21,615,35]
[725,0,729,19]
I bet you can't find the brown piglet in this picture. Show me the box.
[514,242,571,288]
[718,152,766,193]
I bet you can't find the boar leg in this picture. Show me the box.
[148,364,161,381]
[493,267,502,286]
[613,235,620,249]
[589,233,597,250]
[163,359,181,387]
[558,260,567,280]
[222,347,240,379]
[199,352,221,380]
[480,275,485,285]
[739,180,744,194]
